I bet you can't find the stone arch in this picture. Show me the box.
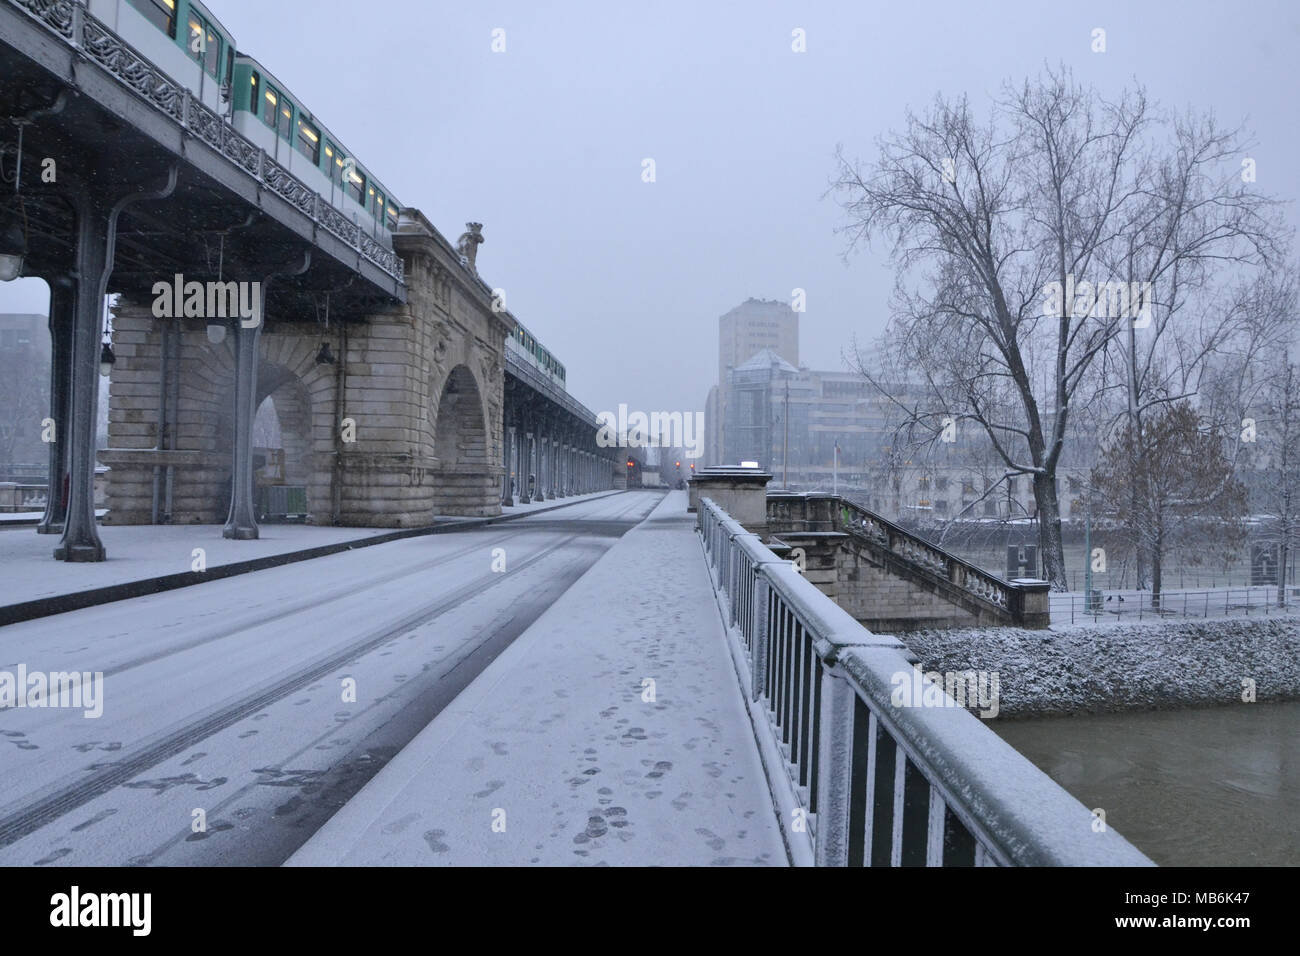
[430,363,495,515]
[172,330,329,524]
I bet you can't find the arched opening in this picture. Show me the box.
[431,364,493,515]
[250,366,313,522]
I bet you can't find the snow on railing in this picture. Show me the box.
[697,496,1153,867]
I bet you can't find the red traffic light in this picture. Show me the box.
[626,460,634,468]
[675,461,681,467]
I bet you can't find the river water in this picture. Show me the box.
[993,701,1300,866]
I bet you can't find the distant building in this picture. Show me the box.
[709,298,799,464]
[0,313,51,480]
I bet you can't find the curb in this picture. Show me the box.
[0,491,625,628]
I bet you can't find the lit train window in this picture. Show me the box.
[368,185,376,212]
[386,203,399,230]
[278,100,294,140]
[262,86,279,127]
[128,0,176,38]
[185,15,221,77]
[249,72,259,112]
[325,142,341,181]
[296,120,320,164]
[346,168,366,204]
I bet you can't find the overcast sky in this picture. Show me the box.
[3,0,1297,419]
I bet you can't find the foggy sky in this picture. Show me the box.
[3,0,1297,421]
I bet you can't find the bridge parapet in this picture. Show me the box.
[697,496,1152,867]
[768,493,1050,629]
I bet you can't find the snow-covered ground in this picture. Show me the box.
[0,491,620,608]
[902,616,1300,718]
[0,492,658,866]
[288,491,787,867]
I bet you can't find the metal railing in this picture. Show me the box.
[698,496,1153,867]
[9,0,405,283]
[1056,586,1300,624]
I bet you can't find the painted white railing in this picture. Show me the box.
[698,496,1153,866]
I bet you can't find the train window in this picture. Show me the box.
[367,185,377,212]
[324,142,341,180]
[375,192,385,218]
[296,120,320,164]
[262,86,279,127]
[278,99,294,140]
[128,0,176,37]
[385,203,399,230]
[346,168,366,204]
[185,14,221,77]
[249,72,259,112]
[225,49,234,87]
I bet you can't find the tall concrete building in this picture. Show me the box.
[0,313,51,480]
[707,298,799,464]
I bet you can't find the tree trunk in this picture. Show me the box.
[1152,531,1163,610]
[1280,539,1289,609]
[1033,472,1067,591]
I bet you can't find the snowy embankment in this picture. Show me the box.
[900,617,1300,718]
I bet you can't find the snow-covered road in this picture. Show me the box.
[0,491,662,866]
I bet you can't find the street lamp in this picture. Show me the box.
[0,206,25,282]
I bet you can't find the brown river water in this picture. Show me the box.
[993,701,1300,866]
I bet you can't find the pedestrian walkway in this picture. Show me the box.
[287,490,788,866]
[0,491,621,624]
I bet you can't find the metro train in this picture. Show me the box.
[81,0,571,391]
[506,322,566,388]
[85,0,400,244]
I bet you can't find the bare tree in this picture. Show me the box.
[831,66,1285,590]
[1250,350,1300,606]
[1090,401,1247,605]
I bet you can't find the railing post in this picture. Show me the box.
[752,571,771,702]
[71,0,84,48]
[814,661,857,866]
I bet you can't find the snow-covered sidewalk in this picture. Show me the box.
[287,490,788,866]
[0,491,621,613]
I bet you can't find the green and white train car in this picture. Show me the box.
[86,0,237,114]
[230,56,400,241]
[85,0,403,244]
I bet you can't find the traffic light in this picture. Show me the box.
[627,459,634,468]
[675,461,681,468]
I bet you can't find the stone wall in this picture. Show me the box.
[102,208,511,528]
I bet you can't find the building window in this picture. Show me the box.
[128,0,176,37]
[934,499,948,515]
[935,475,949,491]
[962,479,976,495]
[984,500,998,517]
